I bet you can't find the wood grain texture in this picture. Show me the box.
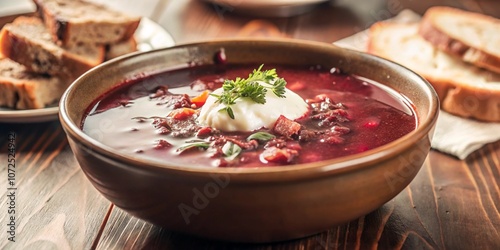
[1,0,500,249]
[0,122,111,250]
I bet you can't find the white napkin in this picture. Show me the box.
[333,9,500,159]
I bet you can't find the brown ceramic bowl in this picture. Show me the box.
[59,39,439,243]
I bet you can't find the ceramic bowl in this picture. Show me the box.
[59,39,439,243]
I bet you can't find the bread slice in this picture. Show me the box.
[35,0,141,46]
[105,37,137,60]
[0,16,104,78]
[418,6,500,74]
[367,22,500,122]
[0,56,69,109]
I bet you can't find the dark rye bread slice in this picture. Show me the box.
[418,6,500,74]
[368,22,500,122]
[0,56,69,109]
[0,16,104,78]
[35,0,141,46]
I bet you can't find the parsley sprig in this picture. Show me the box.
[211,65,287,119]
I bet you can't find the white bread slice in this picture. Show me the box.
[367,22,500,122]
[418,6,500,74]
[34,0,141,46]
[0,56,69,109]
[0,16,104,78]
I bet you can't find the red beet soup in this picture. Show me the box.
[82,64,417,168]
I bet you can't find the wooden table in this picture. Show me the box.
[1,0,499,249]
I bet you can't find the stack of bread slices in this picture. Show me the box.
[0,0,140,109]
[367,6,500,122]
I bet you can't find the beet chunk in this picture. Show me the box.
[273,115,301,139]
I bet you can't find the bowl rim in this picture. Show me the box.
[59,38,439,181]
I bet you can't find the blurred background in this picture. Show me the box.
[1,0,499,44]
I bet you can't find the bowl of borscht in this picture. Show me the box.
[59,39,439,243]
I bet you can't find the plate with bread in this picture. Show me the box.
[366,7,500,123]
[0,0,174,123]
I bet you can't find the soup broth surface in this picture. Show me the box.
[82,64,417,168]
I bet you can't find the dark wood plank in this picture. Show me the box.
[0,122,111,249]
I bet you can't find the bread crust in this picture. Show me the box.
[0,16,104,78]
[34,0,141,46]
[0,57,69,109]
[418,6,500,74]
[368,22,500,122]
[425,77,500,122]
[0,1,139,110]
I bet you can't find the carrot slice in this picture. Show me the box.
[190,90,211,107]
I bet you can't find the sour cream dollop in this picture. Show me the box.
[197,82,309,132]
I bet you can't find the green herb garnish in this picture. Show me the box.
[211,64,287,119]
[222,141,242,161]
[247,131,276,142]
[177,141,211,153]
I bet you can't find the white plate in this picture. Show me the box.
[0,0,35,17]
[0,17,175,123]
[203,0,328,17]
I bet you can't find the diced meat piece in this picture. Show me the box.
[272,115,301,138]
[171,94,193,109]
[261,147,299,164]
[299,129,317,142]
[299,127,350,143]
[307,95,347,115]
[154,139,172,149]
[153,118,170,128]
[313,109,350,127]
[156,126,171,135]
[331,126,350,135]
[153,118,171,134]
